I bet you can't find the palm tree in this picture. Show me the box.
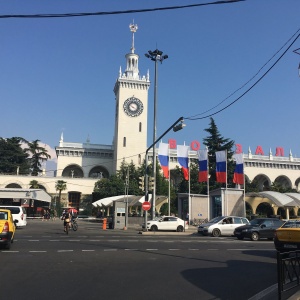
[29,180,39,189]
[24,139,51,176]
[55,180,67,207]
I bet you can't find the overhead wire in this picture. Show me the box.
[0,0,245,19]
[185,29,300,121]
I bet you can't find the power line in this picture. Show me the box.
[185,30,300,121]
[0,0,245,19]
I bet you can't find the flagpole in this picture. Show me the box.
[207,147,210,221]
[188,150,191,226]
[243,153,246,217]
[225,149,228,216]
[168,146,171,216]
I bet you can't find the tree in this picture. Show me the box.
[55,180,67,209]
[202,117,235,190]
[29,180,40,189]
[0,137,30,174]
[23,139,51,176]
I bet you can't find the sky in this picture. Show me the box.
[0,0,300,172]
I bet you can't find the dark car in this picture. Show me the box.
[233,218,284,241]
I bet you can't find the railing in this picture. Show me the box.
[277,250,300,300]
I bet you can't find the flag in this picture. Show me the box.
[197,149,208,182]
[216,150,227,183]
[233,153,244,185]
[158,142,169,179]
[177,145,189,180]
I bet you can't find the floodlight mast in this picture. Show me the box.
[143,116,185,231]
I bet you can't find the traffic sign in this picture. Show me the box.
[142,201,151,211]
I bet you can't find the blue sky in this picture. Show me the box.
[1,0,300,171]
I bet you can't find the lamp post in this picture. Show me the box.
[144,117,185,230]
[145,49,168,219]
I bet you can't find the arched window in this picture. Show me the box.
[123,137,126,147]
[139,122,142,132]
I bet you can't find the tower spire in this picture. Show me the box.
[129,22,138,54]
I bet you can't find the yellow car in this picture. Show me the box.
[0,209,17,249]
[274,220,300,252]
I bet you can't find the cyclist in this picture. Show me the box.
[62,210,71,232]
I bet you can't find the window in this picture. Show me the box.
[123,137,126,147]
[139,122,142,132]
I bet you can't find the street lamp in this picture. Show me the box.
[145,49,168,219]
[144,117,186,230]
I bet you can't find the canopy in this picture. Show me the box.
[92,194,153,207]
[0,188,51,203]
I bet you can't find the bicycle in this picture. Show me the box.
[70,218,78,231]
[64,221,69,234]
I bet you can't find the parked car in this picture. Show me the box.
[198,216,249,237]
[0,206,27,228]
[0,209,17,249]
[146,216,188,232]
[274,220,300,252]
[233,218,284,241]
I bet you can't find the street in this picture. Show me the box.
[1,219,278,300]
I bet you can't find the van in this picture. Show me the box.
[0,206,27,228]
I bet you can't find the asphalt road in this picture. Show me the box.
[1,219,279,300]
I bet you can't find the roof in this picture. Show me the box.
[0,188,52,203]
[247,191,299,207]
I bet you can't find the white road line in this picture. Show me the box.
[57,250,74,252]
[104,249,117,251]
[29,251,47,253]
[82,250,95,252]
[125,249,138,251]
[169,249,180,251]
[189,249,199,251]
[146,249,158,251]
[1,251,19,253]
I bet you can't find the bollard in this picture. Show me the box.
[103,218,107,230]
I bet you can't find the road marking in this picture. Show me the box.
[169,249,180,251]
[146,249,158,251]
[189,249,199,251]
[82,250,95,252]
[57,250,74,252]
[104,249,117,251]
[29,251,47,253]
[1,251,19,253]
[125,249,138,251]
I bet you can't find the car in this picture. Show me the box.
[146,216,188,232]
[0,206,27,228]
[198,216,249,237]
[274,219,300,252]
[0,209,17,249]
[233,218,284,241]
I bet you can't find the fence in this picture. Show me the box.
[277,250,300,300]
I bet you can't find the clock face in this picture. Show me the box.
[123,97,143,117]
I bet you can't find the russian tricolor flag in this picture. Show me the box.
[216,150,227,183]
[158,142,169,179]
[177,145,189,180]
[233,153,244,185]
[197,149,208,182]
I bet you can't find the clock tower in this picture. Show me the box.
[113,23,150,172]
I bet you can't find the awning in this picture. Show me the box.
[0,188,52,203]
[92,194,153,207]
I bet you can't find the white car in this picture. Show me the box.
[198,216,249,237]
[146,216,188,232]
[0,206,27,228]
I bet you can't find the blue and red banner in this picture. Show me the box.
[216,150,227,183]
[177,145,189,180]
[233,153,244,185]
[158,142,169,179]
[197,149,208,182]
